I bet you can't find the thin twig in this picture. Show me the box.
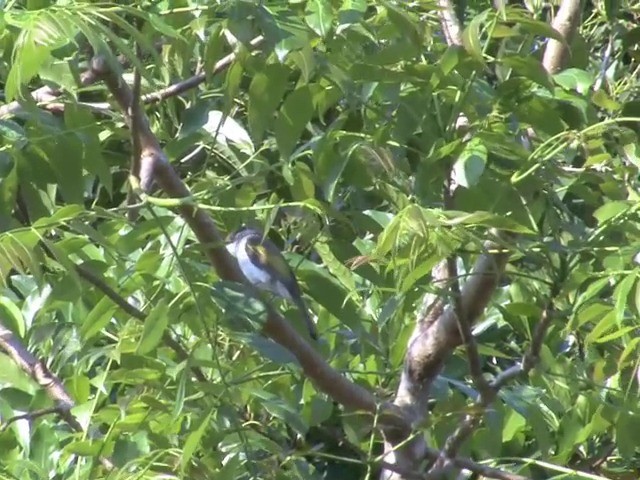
[1,407,62,432]
[443,180,492,398]
[128,24,144,221]
[141,35,264,104]
[429,176,494,472]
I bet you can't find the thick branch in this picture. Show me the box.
[541,0,582,73]
[404,237,510,400]
[381,236,511,480]
[437,0,463,46]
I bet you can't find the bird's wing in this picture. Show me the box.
[245,238,302,295]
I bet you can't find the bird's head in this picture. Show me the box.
[227,225,263,244]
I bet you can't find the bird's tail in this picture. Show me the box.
[296,298,318,340]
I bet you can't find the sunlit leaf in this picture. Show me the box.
[452,138,487,188]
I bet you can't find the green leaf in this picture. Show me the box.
[613,274,636,325]
[623,26,640,50]
[33,204,85,228]
[462,12,487,64]
[298,262,363,333]
[248,335,298,364]
[0,297,26,337]
[616,412,640,459]
[146,11,182,39]
[0,120,27,147]
[305,0,334,37]
[591,89,621,112]
[64,104,113,195]
[584,309,616,344]
[6,44,50,102]
[604,0,618,20]
[502,410,526,441]
[0,161,18,216]
[181,409,214,472]
[224,61,244,114]
[262,9,313,61]
[592,201,630,224]
[65,440,104,457]
[290,45,316,84]
[253,389,308,434]
[33,133,84,205]
[516,96,565,135]
[572,302,608,332]
[275,85,314,159]
[82,296,118,341]
[210,282,269,333]
[453,138,487,188]
[290,162,315,201]
[137,300,170,355]
[553,68,594,93]
[248,64,290,142]
[512,16,566,44]
[385,3,421,48]
[501,55,553,91]
[337,0,367,26]
[202,111,254,155]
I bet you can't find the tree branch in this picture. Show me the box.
[142,35,264,105]
[437,0,463,47]
[541,0,582,73]
[381,236,511,480]
[1,406,62,432]
[0,36,264,119]
[0,67,102,118]
[89,55,411,437]
[0,321,114,470]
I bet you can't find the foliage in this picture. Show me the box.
[0,0,639,479]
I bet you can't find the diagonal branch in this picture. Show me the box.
[541,0,582,74]
[1,407,62,432]
[0,321,114,469]
[381,236,511,480]
[89,55,411,437]
[437,0,463,47]
[142,36,264,105]
[0,36,264,119]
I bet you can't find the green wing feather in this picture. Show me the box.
[246,240,297,283]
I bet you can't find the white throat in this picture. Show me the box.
[229,235,292,300]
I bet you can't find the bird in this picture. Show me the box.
[225,226,318,340]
